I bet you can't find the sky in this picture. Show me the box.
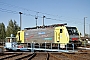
[0,0,90,36]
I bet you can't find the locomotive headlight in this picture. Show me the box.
[72,38,78,41]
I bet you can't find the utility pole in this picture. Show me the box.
[89,24,90,37]
[35,12,39,28]
[84,17,87,37]
[35,16,38,28]
[43,15,45,27]
[19,12,23,30]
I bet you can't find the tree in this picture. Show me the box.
[1,23,6,39]
[0,23,2,38]
[13,20,20,36]
[6,20,14,37]
[0,23,6,42]
[6,20,20,37]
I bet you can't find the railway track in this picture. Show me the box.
[15,53,36,60]
[31,52,49,60]
[0,53,22,60]
[0,52,36,60]
[49,53,71,60]
[47,51,90,60]
[0,52,49,60]
[0,52,60,60]
[61,52,90,60]
[0,51,90,60]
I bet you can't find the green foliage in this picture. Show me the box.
[0,23,6,39]
[6,20,14,37]
[6,19,20,37]
[13,20,20,36]
[0,23,2,38]
[0,19,20,42]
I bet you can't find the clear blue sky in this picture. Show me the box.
[0,0,90,36]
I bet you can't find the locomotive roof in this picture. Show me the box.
[24,23,67,30]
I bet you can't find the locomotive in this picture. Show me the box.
[16,23,81,48]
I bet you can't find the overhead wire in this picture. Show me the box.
[0,7,63,22]
[0,1,89,34]
[0,7,84,26]
[0,7,88,32]
[0,8,18,14]
[0,1,87,26]
[0,1,60,17]
[0,1,83,21]
[0,1,85,24]
[0,2,63,21]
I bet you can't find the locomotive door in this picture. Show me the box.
[55,29,63,43]
[54,29,60,43]
[59,29,63,43]
[59,28,69,44]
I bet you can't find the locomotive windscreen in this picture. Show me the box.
[66,27,79,35]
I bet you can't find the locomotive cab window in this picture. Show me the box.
[18,33,20,40]
[66,27,79,35]
[60,29,62,33]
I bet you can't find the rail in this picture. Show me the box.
[49,53,62,60]
[15,53,36,60]
[46,53,49,60]
[0,53,22,60]
[0,51,90,60]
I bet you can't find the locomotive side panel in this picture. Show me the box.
[54,26,69,44]
[24,28,54,43]
[16,30,24,43]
